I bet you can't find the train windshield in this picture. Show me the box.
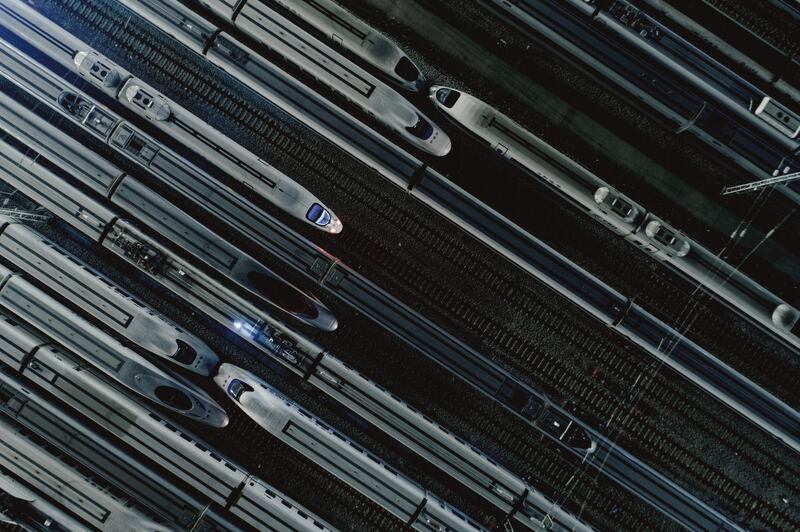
[154,386,193,411]
[306,203,331,227]
[394,56,420,82]
[246,270,320,318]
[435,88,460,109]
[173,340,198,364]
[228,379,254,402]
[406,114,434,140]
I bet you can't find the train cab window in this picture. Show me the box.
[227,379,254,402]
[172,340,198,365]
[406,114,434,140]
[306,203,331,227]
[394,56,420,82]
[246,271,319,318]
[435,88,461,109]
[154,386,194,411]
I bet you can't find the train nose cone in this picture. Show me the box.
[205,405,230,428]
[310,300,338,332]
[195,348,221,376]
[174,336,220,376]
[411,73,428,92]
[213,365,233,392]
[434,132,452,157]
[327,214,343,234]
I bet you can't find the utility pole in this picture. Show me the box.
[0,185,50,224]
[721,170,800,195]
[0,207,51,224]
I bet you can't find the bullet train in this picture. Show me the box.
[0,76,336,331]
[269,0,428,91]
[429,86,800,354]
[113,0,800,458]
[0,88,595,529]
[0,416,173,531]
[109,175,338,331]
[308,356,595,531]
[189,0,451,155]
[0,0,341,234]
[487,0,800,197]
[215,364,486,532]
[0,5,763,525]
[0,265,229,428]
[0,313,337,531]
[0,368,239,531]
[0,218,219,375]
[3,13,797,473]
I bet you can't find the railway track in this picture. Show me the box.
[332,0,800,403]
[216,412,408,531]
[44,211,665,532]
[382,0,800,301]
[29,0,800,529]
[701,0,800,58]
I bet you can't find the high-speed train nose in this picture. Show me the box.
[306,203,343,234]
[327,214,343,234]
[173,337,220,376]
[394,56,427,92]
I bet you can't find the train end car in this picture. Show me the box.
[215,364,484,529]
[386,95,452,156]
[627,214,691,259]
[271,0,428,92]
[0,266,229,428]
[218,0,450,156]
[429,86,647,236]
[67,41,344,234]
[107,179,338,332]
[0,218,220,375]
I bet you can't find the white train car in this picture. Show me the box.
[0,471,88,531]
[0,0,341,234]
[429,86,800,353]
[195,0,451,155]
[215,364,487,531]
[0,218,219,375]
[271,0,427,91]
[0,415,173,531]
[0,264,229,427]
